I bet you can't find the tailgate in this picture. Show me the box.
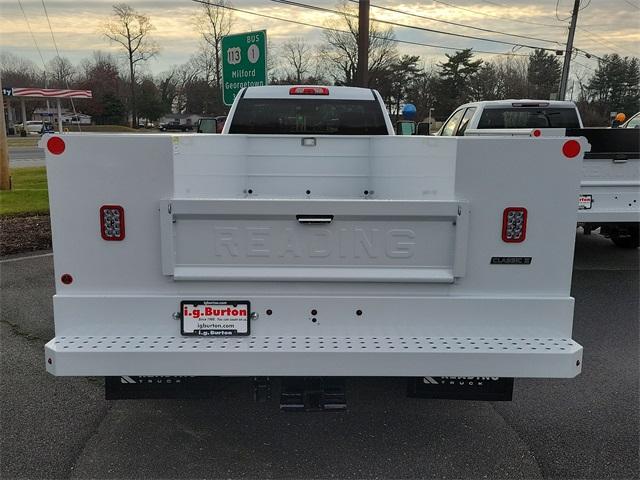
[161,199,469,282]
[568,128,640,221]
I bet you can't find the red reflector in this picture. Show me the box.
[289,86,329,95]
[100,205,125,241]
[61,273,73,285]
[562,140,581,158]
[532,129,541,137]
[502,207,528,243]
[47,136,65,155]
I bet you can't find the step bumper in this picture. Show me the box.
[45,335,583,378]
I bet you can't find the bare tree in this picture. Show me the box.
[320,1,397,86]
[192,41,217,84]
[104,3,159,127]
[47,56,75,88]
[0,52,42,86]
[281,38,313,83]
[196,0,233,91]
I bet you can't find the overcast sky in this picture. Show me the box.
[1,0,638,82]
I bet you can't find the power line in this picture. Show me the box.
[191,0,530,57]
[555,0,572,22]
[429,0,568,28]
[351,1,564,46]
[272,0,559,52]
[40,0,61,59]
[577,26,638,57]
[479,0,507,7]
[572,59,596,72]
[16,0,48,72]
[622,0,640,9]
[40,0,81,130]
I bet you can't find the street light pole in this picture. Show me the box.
[559,0,581,100]
[356,0,370,87]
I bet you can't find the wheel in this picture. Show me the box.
[610,229,640,248]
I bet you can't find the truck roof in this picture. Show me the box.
[243,85,377,101]
[458,99,578,109]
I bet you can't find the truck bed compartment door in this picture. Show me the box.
[160,199,469,283]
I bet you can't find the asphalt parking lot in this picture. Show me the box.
[1,233,638,480]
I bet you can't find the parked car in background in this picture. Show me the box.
[16,120,46,135]
[434,99,639,249]
[159,121,193,132]
[622,112,640,128]
[435,100,583,136]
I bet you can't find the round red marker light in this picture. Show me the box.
[562,140,581,158]
[47,136,66,155]
[61,273,73,285]
[532,129,541,137]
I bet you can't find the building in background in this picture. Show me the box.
[32,108,92,125]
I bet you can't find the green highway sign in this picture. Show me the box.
[221,30,267,106]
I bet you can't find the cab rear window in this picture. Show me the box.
[229,98,388,135]
[477,108,580,129]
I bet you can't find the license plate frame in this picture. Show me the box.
[180,300,251,337]
[578,194,592,210]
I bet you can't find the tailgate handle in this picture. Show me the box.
[296,215,334,225]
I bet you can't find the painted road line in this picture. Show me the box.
[0,252,53,263]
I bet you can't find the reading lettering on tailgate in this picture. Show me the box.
[173,217,455,269]
[212,226,416,259]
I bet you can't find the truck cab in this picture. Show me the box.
[436,100,583,137]
[438,100,639,248]
[223,85,395,135]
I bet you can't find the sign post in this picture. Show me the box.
[0,78,11,190]
[221,30,267,106]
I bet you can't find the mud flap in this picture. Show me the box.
[105,376,219,400]
[407,376,514,401]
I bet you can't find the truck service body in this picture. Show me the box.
[43,87,585,400]
[438,100,640,248]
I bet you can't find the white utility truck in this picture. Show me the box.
[435,100,640,248]
[44,86,585,408]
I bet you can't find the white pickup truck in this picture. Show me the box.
[436,100,640,248]
[43,86,585,407]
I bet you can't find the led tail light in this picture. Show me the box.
[289,86,329,95]
[100,205,125,241]
[502,207,527,243]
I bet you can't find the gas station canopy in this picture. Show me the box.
[3,87,92,99]
[2,87,92,133]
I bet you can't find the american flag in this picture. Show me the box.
[11,88,92,99]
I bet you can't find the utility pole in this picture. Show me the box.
[0,75,11,191]
[559,0,580,100]
[356,0,370,87]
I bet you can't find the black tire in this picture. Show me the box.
[610,230,640,248]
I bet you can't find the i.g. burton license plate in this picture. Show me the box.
[181,300,250,337]
[578,194,592,210]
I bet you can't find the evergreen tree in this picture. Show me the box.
[527,49,562,99]
[435,49,482,118]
